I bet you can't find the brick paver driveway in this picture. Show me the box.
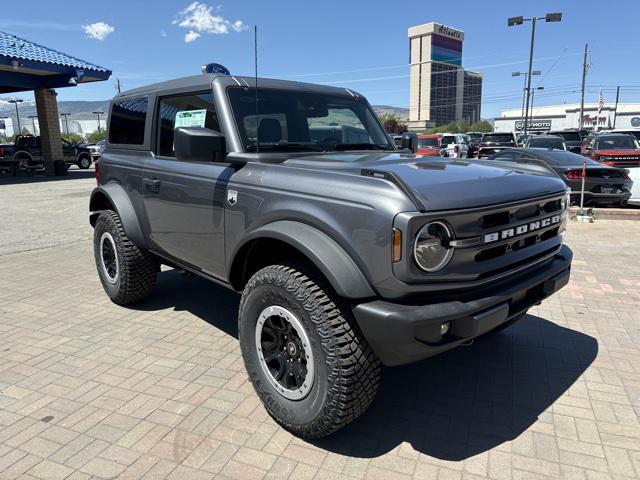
[0,172,638,479]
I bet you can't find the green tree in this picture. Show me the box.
[87,130,106,144]
[378,113,408,134]
[62,132,85,144]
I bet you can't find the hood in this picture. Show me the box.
[283,152,567,211]
[594,149,640,156]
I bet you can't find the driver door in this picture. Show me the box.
[142,90,233,278]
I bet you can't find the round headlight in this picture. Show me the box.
[414,221,453,272]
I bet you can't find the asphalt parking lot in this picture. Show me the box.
[0,170,639,480]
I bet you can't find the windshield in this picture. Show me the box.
[418,137,439,148]
[542,150,601,166]
[483,134,513,143]
[615,131,640,141]
[596,135,638,150]
[528,137,565,149]
[228,87,393,152]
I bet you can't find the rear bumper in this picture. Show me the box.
[570,190,631,205]
[477,147,509,157]
[352,245,572,366]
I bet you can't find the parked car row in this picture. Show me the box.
[0,135,106,176]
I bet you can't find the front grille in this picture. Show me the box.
[396,192,567,285]
[600,156,640,168]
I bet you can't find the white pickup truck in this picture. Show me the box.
[439,133,469,158]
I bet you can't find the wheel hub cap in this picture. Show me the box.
[99,232,119,284]
[255,305,314,400]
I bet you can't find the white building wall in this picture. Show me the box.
[494,103,640,133]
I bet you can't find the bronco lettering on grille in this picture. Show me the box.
[484,215,561,244]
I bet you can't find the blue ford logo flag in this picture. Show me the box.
[202,63,230,75]
[0,120,5,130]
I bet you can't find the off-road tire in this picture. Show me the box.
[239,263,381,438]
[77,154,92,169]
[93,210,158,305]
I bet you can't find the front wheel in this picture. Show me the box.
[93,210,159,305]
[77,155,92,169]
[239,263,381,438]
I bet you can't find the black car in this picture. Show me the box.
[489,148,632,206]
[465,131,483,157]
[523,134,566,150]
[477,132,517,158]
[547,130,584,154]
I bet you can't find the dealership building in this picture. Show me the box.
[494,103,640,133]
[407,22,483,130]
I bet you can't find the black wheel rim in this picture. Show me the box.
[99,232,119,284]
[255,306,314,400]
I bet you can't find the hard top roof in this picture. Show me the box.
[115,73,361,99]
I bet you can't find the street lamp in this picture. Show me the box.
[530,86,545,123]
[60,113,71,137]
[28,115,38,135]
[8,99,23,134]
[508,12,562,134]
[512,70,541,131]
[92,111,105,134]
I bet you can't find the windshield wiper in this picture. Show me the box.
[333,143,393,151]
[246,143,325,152]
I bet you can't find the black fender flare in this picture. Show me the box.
[89,183,147,249]
[231,220,375,299]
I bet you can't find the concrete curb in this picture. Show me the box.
[569,206,640,220]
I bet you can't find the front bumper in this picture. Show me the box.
[352,245,572,366]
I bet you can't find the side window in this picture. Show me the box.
[157,91,220,157]
[492,152,515,161]
[109,97,148,145]
[442,136,455,146]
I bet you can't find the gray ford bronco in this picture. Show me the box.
[90,72,572,438]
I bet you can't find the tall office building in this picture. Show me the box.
[407,23,483,130]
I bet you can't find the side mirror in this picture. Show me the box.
[400,132,418,153]
[174,127,226,163]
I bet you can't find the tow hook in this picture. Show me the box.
[460,339,474,347]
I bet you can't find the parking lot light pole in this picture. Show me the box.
[60,113,71,137]
[28,115,38,135]
[512,71,541,132]
[508,13,562,135]
[530,86,544,121]
[92,111,104,134]
[8,99,23,134]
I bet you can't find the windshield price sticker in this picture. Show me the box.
[175,109,207,128]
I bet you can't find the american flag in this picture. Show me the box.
[598,89,605,115]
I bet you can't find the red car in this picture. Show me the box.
[415,135,442,156]
[581,133,640,168]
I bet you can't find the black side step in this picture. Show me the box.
[360,168,426,212]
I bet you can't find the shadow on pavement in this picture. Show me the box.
[131,269,240,338]
[314,315,598,460]
[129,272,598,461]
[0,168,95,185]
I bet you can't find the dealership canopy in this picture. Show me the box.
[0,31,111,93]
[0,30,111,176]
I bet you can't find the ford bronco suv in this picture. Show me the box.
[90,72,572,438]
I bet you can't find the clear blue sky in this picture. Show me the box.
[1,0,639,118]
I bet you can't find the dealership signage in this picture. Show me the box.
[631,117,640,127]
[515,120,551,131]
[582,114,607,127]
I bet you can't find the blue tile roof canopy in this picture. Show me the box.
[0,31,109,72]
[0,31,111,93]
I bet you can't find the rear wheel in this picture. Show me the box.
[239,263,381,438]
[93,210,159,305]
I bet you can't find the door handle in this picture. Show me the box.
[143,178,161,194]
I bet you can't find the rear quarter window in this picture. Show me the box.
[109,97,149,145]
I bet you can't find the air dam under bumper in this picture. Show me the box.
[352,245,572,366]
